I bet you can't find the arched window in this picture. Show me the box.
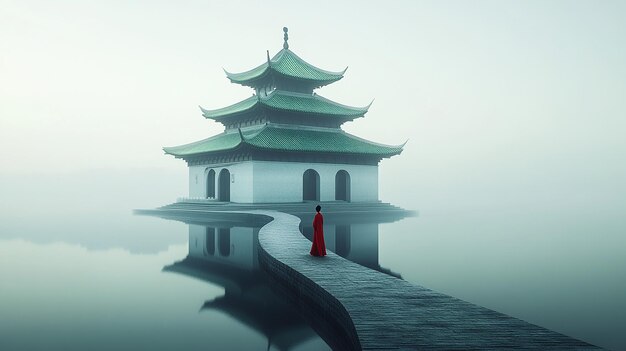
[218,169,230,202]
[207,169,216,199]
[335,170,351,202]
[303,169,320,201]
[218,228,231,256]
[205,227,215,256]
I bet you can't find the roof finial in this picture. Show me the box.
[283,27,289,50]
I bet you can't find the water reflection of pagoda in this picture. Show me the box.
[180,216,399,276]
[162,214,403,350]
[165,253,317,351]
[164,28,404,203]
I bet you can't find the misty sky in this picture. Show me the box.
[1,0,625,211]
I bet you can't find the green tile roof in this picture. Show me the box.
[200,95,258,119]
[245,126,404,155]
[224,49,346,87]
[200,91,370,120]
[163,131,242,156]
[163,125,404,158]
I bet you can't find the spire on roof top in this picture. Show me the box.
[283,27,289,50]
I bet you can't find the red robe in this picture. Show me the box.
[310,212,327,257]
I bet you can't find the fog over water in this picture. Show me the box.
[2,0,625,228]
[1,1,626,350]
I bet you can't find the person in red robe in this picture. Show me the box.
[310,205,327,257]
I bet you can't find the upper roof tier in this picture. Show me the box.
[224,29,346,91]
[225,49,346,89]
[200,90,371,121]
[163,124,404,159]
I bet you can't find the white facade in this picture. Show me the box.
[189,162,254,202]
[188,160,378,203]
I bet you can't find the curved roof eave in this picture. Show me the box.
[162,131,245,157]
[223,62,269,83]
[200,96,259,119]
[200,91,370,120]
[242,125,404,156]
[224,49,346,85]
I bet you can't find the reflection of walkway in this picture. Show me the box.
[257,211,600,351]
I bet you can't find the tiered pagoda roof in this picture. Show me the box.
[165,27,404,164]
[200,90,371,121]
[224,48,346,90]
[164,124,404,158]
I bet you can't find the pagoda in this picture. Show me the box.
[164,28,404,203]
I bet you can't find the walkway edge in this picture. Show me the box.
[255,210,362,351]
[220,210,600,351]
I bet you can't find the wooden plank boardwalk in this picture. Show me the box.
[255,210,601,351]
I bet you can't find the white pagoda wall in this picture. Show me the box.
[188,160,378,203]
[251,161,378,203]
[188,162,253,202]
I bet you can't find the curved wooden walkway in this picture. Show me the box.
[254,210,600,351]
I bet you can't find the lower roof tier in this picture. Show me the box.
[163,124,404,160]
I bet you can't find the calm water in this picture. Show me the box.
[0,212,331,351]
[1,203,624,350]
[379,209,626,351]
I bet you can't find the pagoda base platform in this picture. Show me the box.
[134,200,416,225]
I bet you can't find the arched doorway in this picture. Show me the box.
[335,170,351,201]
[303,169,320,201]
[218,169,230,202]
[206,169,216,199]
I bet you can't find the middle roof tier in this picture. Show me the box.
[200,90,372,129]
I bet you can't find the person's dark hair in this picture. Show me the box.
[315,205,321,212]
